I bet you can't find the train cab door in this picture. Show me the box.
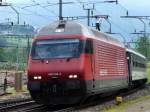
[84,39,95,91]
[126,52,132,86]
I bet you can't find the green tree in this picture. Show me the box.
[135,36,150,60]
[0,47,5,61]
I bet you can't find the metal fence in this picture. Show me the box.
[0,35,33,70]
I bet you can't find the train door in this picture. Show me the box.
[126,52,132,86]
[92,40,101,90]
[84,39,95,91]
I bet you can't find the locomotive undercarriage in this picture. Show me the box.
[28,80,86,105]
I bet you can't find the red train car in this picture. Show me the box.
[27,20,128,105]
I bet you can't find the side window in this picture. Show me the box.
[133,61,135,67]
[85,39,93,54]
[133,62,146,68]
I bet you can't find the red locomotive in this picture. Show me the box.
[27,20,147,105]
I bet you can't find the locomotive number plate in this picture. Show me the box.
[48,73,62,76]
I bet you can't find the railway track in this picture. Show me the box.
[11,104,45,112]
[0,84,149,112]
[0,98,73,112]
[0,98,39,112]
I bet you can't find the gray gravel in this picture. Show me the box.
[74,86,150,112]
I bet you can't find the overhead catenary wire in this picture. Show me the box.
[0,0,141,37]
[14,5,56,20]
[23,0,136,34]
[0,2,57,26]
[117,3,137,31]
[30,0,58,16]
[75,0,126,29]
[93,7,130,42]
[0,3,57,20]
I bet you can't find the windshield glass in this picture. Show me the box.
[31,38,80,59]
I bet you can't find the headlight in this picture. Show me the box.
[69,75,73,79]
[33,76,42,80]
[73,75,78,78]
[33,76,38,80]
[69,74,78,79]
[38,76,42,79]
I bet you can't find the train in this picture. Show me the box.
[27,20,147,105]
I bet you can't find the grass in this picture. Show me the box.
[6,85,28,93]
[147,61,150,83]
[102,95,150,112]
[102,62,150,112]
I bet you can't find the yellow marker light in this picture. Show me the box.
[116,96,123,105]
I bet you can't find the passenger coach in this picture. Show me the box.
[126,48,147,86]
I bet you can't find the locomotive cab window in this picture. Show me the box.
[84,39,93,54]
[80,39,93,54]
[31,38,81,59]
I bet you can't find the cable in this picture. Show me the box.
[2,0,138,37]
[93,2,130,33]
[14,5,56,20]
[117,3,137,31]
[75,0,138,38]
[75,0,82,4]
[74,0,84,8]
[30,0,58,16]
[94,8,130,39]
[21,4,40,9]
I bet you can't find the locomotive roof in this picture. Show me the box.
[37,20,93,36]
[126,48,146,59]
[37,20,124,47]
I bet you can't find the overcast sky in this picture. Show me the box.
[0,0,150,42]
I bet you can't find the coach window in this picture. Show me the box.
[135,62,137,67]
[133,61,134,66]
[142,64,146,68]
[133,61,135,67]
[142,64,145,68]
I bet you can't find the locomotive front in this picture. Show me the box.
[27,21,93,105]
